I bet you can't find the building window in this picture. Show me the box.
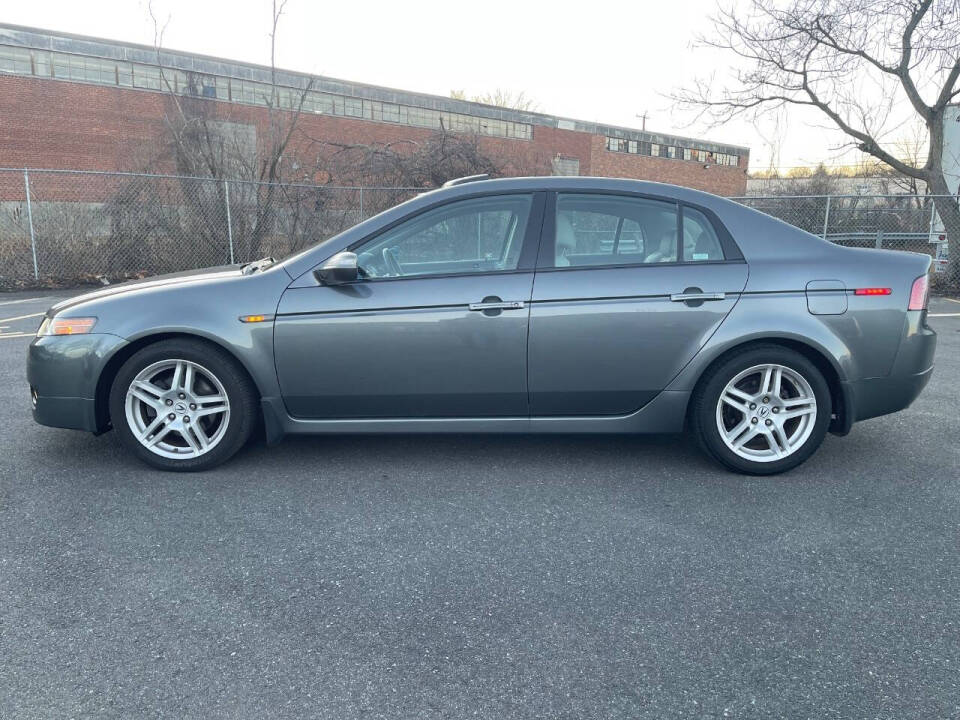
[306,92,334,114]
[511,123,532,140]
[606,137,624,152]
[381,102,400,123]
[51,53,117,85]
[343,97,363,117]
[0,46,32,75]
[0,42,534,143]
[666,146,676,158]
[132,63,162,90]
[190,75,229,101]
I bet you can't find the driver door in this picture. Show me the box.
[274,192,544,419]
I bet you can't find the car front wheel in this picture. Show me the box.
[691,345,832,475]
[109,339,258,471]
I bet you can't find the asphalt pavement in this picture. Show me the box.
[1,291,959,719]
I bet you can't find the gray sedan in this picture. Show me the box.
[27,176,936,474]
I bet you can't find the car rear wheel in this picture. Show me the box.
[109,339,257,471]
[691,345,831,475]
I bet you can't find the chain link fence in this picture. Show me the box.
[0,168,422,290]
[0,169,953,290]
[731,194,951,273]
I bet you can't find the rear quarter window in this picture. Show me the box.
[682,206,725,261]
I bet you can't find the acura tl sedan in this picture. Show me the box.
[28,176,936,474]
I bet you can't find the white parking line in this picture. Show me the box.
[0,297,43,307]
[929,312,960,317]
[943,297,960,304]
[0,332,34,340]
[0,311,45,324]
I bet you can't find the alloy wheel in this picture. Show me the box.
[715,363,818,463]
[124,359,231,459]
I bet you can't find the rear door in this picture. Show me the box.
[528,192,748,416]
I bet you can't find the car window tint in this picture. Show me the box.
[354,195,533,279]
[682,206,725,261]
[553,194,679,268]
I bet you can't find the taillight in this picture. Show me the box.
[908,274,929,311]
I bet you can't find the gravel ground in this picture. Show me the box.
[0,291,958,719]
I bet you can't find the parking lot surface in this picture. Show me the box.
[1,291,959,719]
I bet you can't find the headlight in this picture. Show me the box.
[36,316,97,336]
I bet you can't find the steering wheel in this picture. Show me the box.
[382,247,404,276]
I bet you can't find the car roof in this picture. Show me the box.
[418,176,730,206]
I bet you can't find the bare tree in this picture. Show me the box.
[322,129,526,189]
[450,89,540,112]
[675,0,960,286]
[148,0,315,261]
[882,120,930,196]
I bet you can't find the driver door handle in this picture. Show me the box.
[469,301,525,311]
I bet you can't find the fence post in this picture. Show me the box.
[223,179,235,265]
[359,186,364,221]
[23,169,39,280]
[821,195,832,240]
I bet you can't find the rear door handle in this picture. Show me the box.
[469,301,525,311]
[670,292,726,302]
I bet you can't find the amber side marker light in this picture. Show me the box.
[41,317,97,335]
[854,287,892,296]
[238,314,274,323]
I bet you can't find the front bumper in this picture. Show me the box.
[27,333,128,433]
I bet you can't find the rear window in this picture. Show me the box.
[550,193,727,268]
[553,194,678,268]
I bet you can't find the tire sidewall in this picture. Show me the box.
[695,346,832,475]
[109,339,256,472]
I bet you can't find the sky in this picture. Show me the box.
[1,0,897,172]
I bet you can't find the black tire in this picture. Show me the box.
[690,344,832,475]
[109,338,258,472]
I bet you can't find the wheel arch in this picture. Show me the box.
[686,336,849,435]
[94,331,264,433]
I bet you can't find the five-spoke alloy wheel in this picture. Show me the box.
[109,339,257,471]
[716,363,817,463]
[692,345,832,475]
[125,359,231,459]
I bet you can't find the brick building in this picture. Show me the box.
[0,24,749,195]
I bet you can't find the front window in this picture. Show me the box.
[354,195,533,279]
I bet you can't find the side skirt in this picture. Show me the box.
[259,390,691,439]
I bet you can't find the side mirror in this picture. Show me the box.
[315,251,359,285]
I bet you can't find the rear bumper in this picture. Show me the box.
[845,364,933,423]
[27,333,127,433]
[845,311,936,423]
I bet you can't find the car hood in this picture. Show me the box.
[48,265,246,316]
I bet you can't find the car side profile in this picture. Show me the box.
[27,176,936,474]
